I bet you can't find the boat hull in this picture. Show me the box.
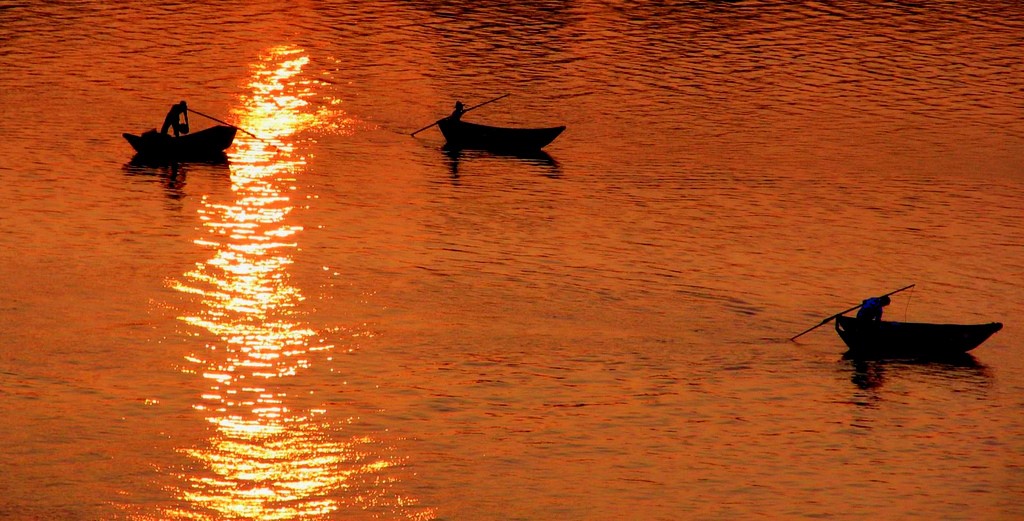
[437,118,564,152]
[123,125,237,160]
[835,315,1002,359]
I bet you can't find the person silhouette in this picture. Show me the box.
[160,101,190,136]
[856,295,891,321]
[449,101,465,121]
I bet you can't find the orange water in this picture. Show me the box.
[1,2,1022,519]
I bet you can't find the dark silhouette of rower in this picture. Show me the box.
[161,100,190,136]
[856,295,891,321]
[449,101,465,121]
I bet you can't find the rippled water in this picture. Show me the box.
[1,1,1023,520]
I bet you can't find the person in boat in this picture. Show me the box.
[448,101,465,121]
[856,295,891,321]
[160,100,190,137]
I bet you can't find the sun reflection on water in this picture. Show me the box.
[157,46,433,521]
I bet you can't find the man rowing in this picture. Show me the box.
[856,295,891,321]
[448,101,465,121]
[160,100,190,137]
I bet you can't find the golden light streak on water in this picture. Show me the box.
[157,46,432,520]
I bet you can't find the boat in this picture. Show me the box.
[835,315,1002,359]
[437,118,565,152]
[123,125,237,160]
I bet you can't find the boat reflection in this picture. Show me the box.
[849,359,886,391]
[161,46,432,520]
[123,158,231,200]
[846,354,988,392]
[443,146,561,180]
[122,161,187,198]
[128,152,230,168]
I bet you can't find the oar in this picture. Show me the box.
[410,93,511,137]
[789,284,916,342]
[189,108,275,146]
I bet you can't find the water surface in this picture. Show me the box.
[1,1,1022,520]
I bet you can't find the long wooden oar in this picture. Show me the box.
[189,108,275,146]
[789,283,916,341]
[410,93,511,137]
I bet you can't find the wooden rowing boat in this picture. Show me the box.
[123,125,237,160]
[437,118,565,152]
[835,315,1002,359]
